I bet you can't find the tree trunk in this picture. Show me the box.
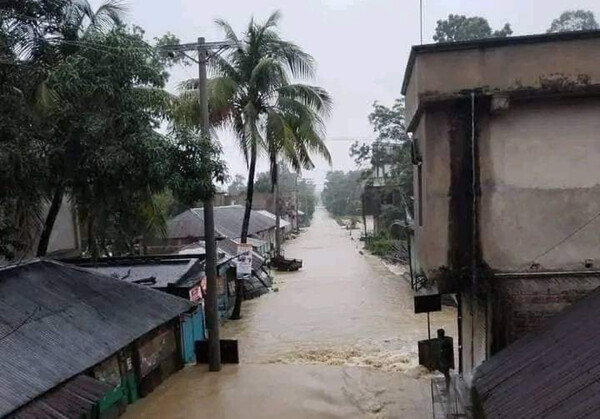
[274,168,281,257]
[362,193,367,238]
[240,143,258,244]
[36,184,65,257]
[87,212,99,260]
[232,143,258,320]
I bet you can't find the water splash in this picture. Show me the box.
[272,345,431,378]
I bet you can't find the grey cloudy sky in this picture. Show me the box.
[94,0,599,188]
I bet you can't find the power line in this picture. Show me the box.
[524,208,600,267]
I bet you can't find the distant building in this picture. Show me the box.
[0,260,194,417]
[257,210,293,236]
[402,30,600,407]
[160,205,279,254]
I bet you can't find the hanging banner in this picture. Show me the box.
[236,243,253,279]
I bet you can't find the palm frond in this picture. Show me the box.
[214,18,239,44]
[278,84,332,116]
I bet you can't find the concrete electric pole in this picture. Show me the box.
[161,37,236,372]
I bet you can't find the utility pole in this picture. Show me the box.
[161,37,236,373]
[197,37,221,372]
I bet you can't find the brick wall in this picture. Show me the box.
[491,275,600,352]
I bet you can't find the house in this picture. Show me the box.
[0,259,194,417]
[61,255,216,364]
[472,284,600,419]
[362,141,405,234]
[163,205,278,254]
[216,238,273,299]
[402,30,600,395]
[179,239,273,302]
[257,209,293,236]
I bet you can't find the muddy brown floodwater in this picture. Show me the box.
[124,208,456,419]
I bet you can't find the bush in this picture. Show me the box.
[365,233,395,256]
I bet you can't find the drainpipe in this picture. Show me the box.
[470,91,477,373]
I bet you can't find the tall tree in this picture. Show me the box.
[547,10,599,33]
[0,0,73,259]
[174,11,331,244]
[266,95,331,255]
[433,14,512,43]
[174,11,331,320]
[36,0,126,256]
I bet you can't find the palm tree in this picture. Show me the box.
[174,11,331,320]
[36,0,125,257]
[174,11,332,244]
[266,105,331,255]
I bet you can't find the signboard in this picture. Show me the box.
[188,284,203,302]
[236,243,253,279]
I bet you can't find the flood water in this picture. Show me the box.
[124,208,456,418]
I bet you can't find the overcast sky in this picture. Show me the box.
[93,0,600,189]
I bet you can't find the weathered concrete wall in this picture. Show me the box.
[460,292,489,383]
[414,110,452,277]
[480,97,600,271]
[405,36,600,125]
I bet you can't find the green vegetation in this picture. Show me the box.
[321,170,364,217]
[253,164,318,224]
[433,14,512,43]
[0,0,225,259]
[364,234,395,257]
[547,10,598,33]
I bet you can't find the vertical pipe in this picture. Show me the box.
[457,293,463,374]
[427,312,431,340]
[470,91,477,374]
[198,37,221,372]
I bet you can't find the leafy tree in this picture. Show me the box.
[0,1,225,260]
[321,171,364,217]
[547,10,599,33]
[297,179,317,223]
[433,14,512,43]
[0,0,74,258]
[35,0,127,256]
[254,164,317,223]
[228,174,247,196]
[350,98,412,208]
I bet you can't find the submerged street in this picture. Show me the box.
[125,208,456,418]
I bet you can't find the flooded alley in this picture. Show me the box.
[124,208,456,419]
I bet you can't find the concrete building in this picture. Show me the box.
[402,30,600,396]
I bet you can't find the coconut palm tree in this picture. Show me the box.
[266,103,331,256]
[174,11,332,320]
[174,11,332,244]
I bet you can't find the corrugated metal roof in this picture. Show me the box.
[473,283,600,419]
[256,210,291,228]
[0,260,193,416]
[68,256,203,289]
[167,205,276,240]
[9,375,112,419]
[218,238,266,273]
